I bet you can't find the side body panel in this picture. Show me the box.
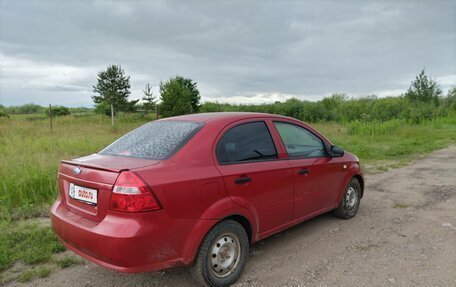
[211,118,294,234]
[216,161,294,233]
[287,156,346,219]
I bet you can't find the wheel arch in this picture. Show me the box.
[222,214,253,244]
[352,174,364,198]
[181,198,258,265]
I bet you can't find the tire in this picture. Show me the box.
[190,220,249,287]
[334,178,361,219]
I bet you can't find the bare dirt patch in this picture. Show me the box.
[11,146,456,287]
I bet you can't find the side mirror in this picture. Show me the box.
[330,145,344,157]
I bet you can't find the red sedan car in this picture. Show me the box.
[51,112,363,287]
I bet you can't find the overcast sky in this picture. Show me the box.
[1,0,455,107]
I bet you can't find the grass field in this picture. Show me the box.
[0,113,152,219]
[1,113,456,282]
[313,117,456,170]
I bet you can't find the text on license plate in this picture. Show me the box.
[69,183,97,205]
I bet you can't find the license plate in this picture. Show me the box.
[69,183,97,205]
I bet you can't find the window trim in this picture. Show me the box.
[272,121,329,159]
[216,120,279,165]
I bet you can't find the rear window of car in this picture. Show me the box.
[100,121,202,160]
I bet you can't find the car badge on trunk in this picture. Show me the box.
[73,167,82,175]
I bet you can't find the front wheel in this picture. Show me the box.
[191,220,249,287]
[334,178,361,219]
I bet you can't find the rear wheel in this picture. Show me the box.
[334,178,361,219]
[191,220,249,287]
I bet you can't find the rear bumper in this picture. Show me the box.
[51,198,215,273]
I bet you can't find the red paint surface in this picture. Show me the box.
[51,112,363,272]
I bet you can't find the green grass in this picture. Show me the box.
[0,220,64,271]
[1,114,455,217]
[17,270,35,283]
[312,117,456,168]
[14,266,52,283]
[56,256,83,269]
[393,202,409,209]
[36,266,51,278]
[0,112,455,282]
[0,113,152,218]
[0,113,150,283]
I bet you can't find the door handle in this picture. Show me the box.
[298,168,310,175]
[234,177,251,184]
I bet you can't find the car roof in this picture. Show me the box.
[161,112,294,125]
[158,112,333,146]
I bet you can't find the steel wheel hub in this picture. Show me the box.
[346,186,358,210]
[209,233,240,278]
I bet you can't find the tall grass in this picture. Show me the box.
[313,117,456,160]
[0,219,65,271]
[0,114,151,219]
[0,113,455,219]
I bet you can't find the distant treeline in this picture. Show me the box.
[200,91,456,123]
[2,91,456,123]
[2,70,454,123]
[0,104,92,117]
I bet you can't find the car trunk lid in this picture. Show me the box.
[58,154,159,222]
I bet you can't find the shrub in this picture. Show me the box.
[0,109,9,118]
[47,106,70,117]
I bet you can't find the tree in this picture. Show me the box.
[142,83,156,113]
[47,106,70,117]
[159,76,200,117]
[92,65,131,130]
[124,99,140,113]
[0,105,8,118]
[175,76,201,112]
[321,93,347,121]
[440,86,456,113]
[6,103,44,114]
[405,69,442,105]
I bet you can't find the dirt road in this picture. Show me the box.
[19,146,456,286]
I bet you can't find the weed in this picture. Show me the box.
[377,165,389,172]
[36,266,51,278]
[17,270,34,283]
[56,256,82,269]
[357,243,379,251]
[393,202,409,209]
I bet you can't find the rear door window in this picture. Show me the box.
[217,121,277,164]
[100,121,202,160]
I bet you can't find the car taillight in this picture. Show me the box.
[109,171,161,212]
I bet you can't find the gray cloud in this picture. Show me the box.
[1,0,455,106]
